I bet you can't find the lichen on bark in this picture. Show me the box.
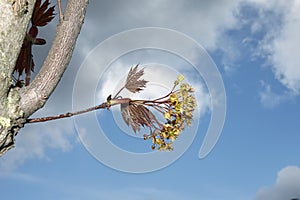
[0,0,36,155]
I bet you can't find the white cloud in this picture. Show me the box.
[0,119,74,172]
[270,1,300,94]
[220,0,300,106]
[97,61,131,102]
[259,81,294,108]
[245,0,291,10]
[217,34,241,74]
[249,0,300,94]
[254,166,300,200]
[242,0,300,93]
[79,0,241,53]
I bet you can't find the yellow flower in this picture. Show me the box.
[164,112,171,119]
[170,93,178,104]
[175,103,183,113]
[142,73,197,151]
[161,131,168,138]
[177,74,184,82]
[155,138,162,145]
[164,123,171,129]
[173,129,180,136]
[169,134,177,141]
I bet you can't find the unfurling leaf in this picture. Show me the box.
[15,38,34,86]
[124,64,148,93]
[121,102,158,133]
[32,0,55,27]
[14,0,55,86]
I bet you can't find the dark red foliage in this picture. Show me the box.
[14,0,55,86]
[32,0,55,27]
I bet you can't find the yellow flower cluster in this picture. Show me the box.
[144,74,197,151]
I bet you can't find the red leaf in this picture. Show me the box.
[28,26,38,38]
[121,102,159,133]
[14,39,34,86]
[14,0,55,86]
[32,0,55,27]
[33,38,46,45]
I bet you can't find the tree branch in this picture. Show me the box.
[26,97,132,123]
[26,102,109,123]
[0,0,37,156]
[0,0,36,108]
[19,0,89,118]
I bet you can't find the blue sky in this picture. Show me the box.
[1,0,300,199]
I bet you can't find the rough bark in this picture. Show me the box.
[0,0,89,156]
[0,0,37,156]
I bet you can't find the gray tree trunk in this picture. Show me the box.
[0,0,88,156]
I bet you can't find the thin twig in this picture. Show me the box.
[26,102,109,123]
[113,86,125,99]
[57,0,63,21]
